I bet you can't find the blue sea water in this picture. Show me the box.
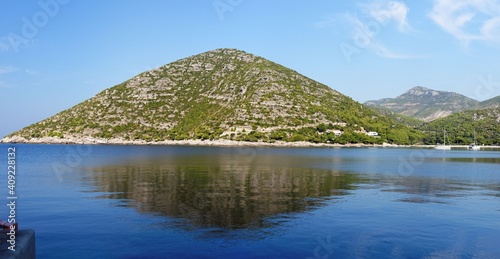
[0,144,499,258]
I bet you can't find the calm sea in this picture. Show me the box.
[1,144,499,258]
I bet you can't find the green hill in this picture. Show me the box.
[4,48,423,145]
[364,105,425,128]
[420,108,500,145]
[479,95,500,109]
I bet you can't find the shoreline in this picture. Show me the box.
[0,136,400,148]
[2,136,499,149]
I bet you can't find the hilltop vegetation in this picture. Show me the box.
[479,96,500,109]
[5,48,424,145]
[420,108,500,145]
[364,105,425,128]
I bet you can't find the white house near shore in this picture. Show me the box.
[326,129,343,136]
[366,131,379,137]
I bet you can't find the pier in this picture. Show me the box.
[0,230,35,259]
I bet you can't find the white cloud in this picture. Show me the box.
[368,41,428,59]
[0,35,37,53]
[316,1,422,60]
[315,0,412,32]
[362,1,412,32]
[314,14,340,29]
[341,13,423,59]
[25,69,40,76]
[0,80,14,88]
[314,13,359,31]
[0,67,19,89]
[0,66,17,75]
[0,37,10,52]
[429,0,500,45]
[481,16,500,39]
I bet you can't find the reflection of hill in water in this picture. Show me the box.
[86,153,361,229]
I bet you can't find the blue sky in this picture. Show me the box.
[1,0,500,137]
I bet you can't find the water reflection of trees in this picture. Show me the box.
[379,177,488,204]
[87,154,361,229]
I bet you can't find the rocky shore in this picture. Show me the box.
[1,135,409,148]
[3,136,499,149]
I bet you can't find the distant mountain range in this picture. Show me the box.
[365,86,500,122]
[2,49,498,146]
[2,48,423,145]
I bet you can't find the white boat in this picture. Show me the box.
[435,129,451,150]
[468,130,480,151]
[468,144,480,151]
[435,145,451,150]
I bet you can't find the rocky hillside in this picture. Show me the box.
[479,95,500,109]
[364,105,425,128]
[4,48,423,145]
[365,86,480,121]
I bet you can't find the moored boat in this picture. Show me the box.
[435,129,451,150]
[468,130,480,150]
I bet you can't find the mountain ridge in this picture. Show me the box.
[479,95,500,109]
[3,48,423,145]
[365,86,499,121]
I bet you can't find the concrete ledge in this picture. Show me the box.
[0,229,35,259]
